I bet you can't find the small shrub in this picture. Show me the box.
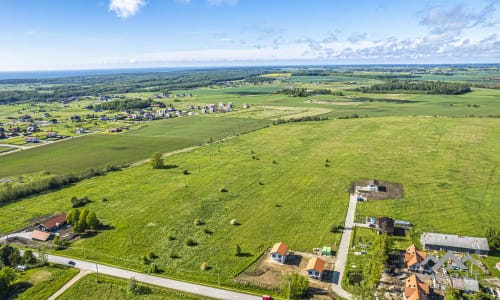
[230,219,239,226]
[142,255,150,265]
[167,234,176,241]
[186,238,197,246]
[219,187,228,193]
[169,252,180,259]
[275,203,282,208]
[203,229,213,235]
[193,218,203,226]
[148,252,157,260]
[272,160,278,164]
[102,197,108,202]
[259,181,264,185]
[183,170,190,175]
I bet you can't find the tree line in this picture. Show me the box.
[356,80,472,95]
[275,88,343,97]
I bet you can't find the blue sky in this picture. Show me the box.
[0,0,499,70]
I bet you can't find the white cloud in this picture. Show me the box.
[109,0,146,18]
[207,0,238,6]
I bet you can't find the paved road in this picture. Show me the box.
[37,253,260,300]
[48,269,91,300]
[331,193,357,300]
[0,231,32,241]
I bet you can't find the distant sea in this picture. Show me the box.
[0,67,191,80]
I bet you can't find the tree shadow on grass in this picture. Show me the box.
[237,252,253,258]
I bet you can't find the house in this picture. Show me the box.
[31,230,51,241]
[376,217,394,235]
[270,242,288,263]
[46,132,58,138]
[25,136,38,143]
[306,257,325,280]
[38,213,67,232]
[420,232,490,255]
[76,128,85,134]
[367,179,379,191]
[405,244,428,272]
[452,278,480,294]
[404,274,430,300]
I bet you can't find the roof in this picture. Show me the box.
[431,251,467,272]
[31,230,51,241]
[368,179,379,186]
[404,274,429,300]
[421,232,490,252]
[270,242,288,256]
[395,220,411,226]
[40,213,67,230]
[306,257,325,273]
[405,244,427,267]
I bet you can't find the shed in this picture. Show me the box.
[452,278,480,294]
[306,257,325,280]
[31,230,51,241]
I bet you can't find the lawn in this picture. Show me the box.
[0,117,498,290]
[8,264,79,300]
[57,274,215,300]
[0,116,269,178]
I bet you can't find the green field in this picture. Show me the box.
[0,116,269,178]
[58,274,214,300]
[8,265,79,300]
[0,117,498,288]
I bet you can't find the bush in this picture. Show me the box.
[167,234,176,241]
[193,218,203,226]
[169,252,180,259]
[219,187,228,193]
[186,238,197,246]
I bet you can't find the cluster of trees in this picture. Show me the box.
[281,273,309,299]
[273,115,329,125]
[0,68,269,104]
[357,80,472,95]
[0,164,124,205]
[275,88,343,97]
[0,246,39,298]
[71,196,90,208]
[66,208,100,233]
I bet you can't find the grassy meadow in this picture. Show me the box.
[0,117,498,287]
[58,274,214,300]
[9,265,79,300]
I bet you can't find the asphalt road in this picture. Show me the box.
[41,253,261,300]
[331,193,357,300]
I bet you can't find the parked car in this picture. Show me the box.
[262,296,273,300]
[68,260,76,266]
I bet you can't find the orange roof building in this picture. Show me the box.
[405,244,427,271]
[39,213,67,232]
[31,230,51,241]
[270,242,288,263]
[404,274,430,300]
[306,257,325,280]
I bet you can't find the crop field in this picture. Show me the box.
[58,274,214,300]
[0,117,498,287]
[0,116,269,178]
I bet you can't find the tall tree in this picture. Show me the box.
[86,211,99,229]
[150,152,164,169]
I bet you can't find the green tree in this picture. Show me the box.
[0,245,21,267]
[67,208,80,226]
[485,227,500,248]
[22,250,37,265]
[0,267,16,297]
[147,263,159,274]
[281,273,309,299]
[86,211,99,229]
[150,152,164,169]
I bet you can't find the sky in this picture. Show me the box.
[0,0,499,71]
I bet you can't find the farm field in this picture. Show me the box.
[0,116,269,178]
[58,274,215,300]
[0,116,498,289]
[8,265,79,300]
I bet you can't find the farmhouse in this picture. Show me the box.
[404,274,430,300]
[38,213,67,232]
[405,244,428,272]
[31,230,51,241]
[270,242,288,263]
[306,257,325,280]
[420,232,490,255]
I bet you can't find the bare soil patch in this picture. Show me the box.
[235,250,336,299]
[349,179,404,200]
